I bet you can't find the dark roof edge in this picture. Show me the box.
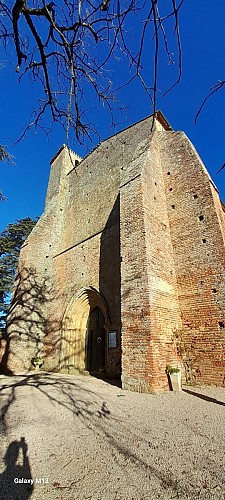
[50,144,82,165]
[155,110,173,131]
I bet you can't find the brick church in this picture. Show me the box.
[3,112,225,392]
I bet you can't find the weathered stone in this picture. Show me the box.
[2,111,225,392]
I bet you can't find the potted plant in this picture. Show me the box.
[166,365,182,392]
[31,356,43,371]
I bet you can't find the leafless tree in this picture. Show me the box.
[0,0,184,144]
[0,145,13,201]
[0,145,12,162]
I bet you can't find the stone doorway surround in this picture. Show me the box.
[60,287,109,373]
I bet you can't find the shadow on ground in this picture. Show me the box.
[0,436,33,500]
[182,388,225,406]
[1,374,225,498]
[0,372,182,496]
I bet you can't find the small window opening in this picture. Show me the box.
[212,288,217,293]
[199,215,204,221]
[75,159,80,166]
[218,321,224,328]
[167,171,171,175]
[154,196,157,201]
[169,187,173,192]
[155,182,157,186]
[193,194,198,199]
[171,204,175,209]
[202,239,206,243]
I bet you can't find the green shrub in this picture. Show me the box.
[166,365,180,375]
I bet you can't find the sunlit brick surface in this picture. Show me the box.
[4,113,225,391]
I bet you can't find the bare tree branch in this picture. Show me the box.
[195,80,225,124]
[0,145,13,202]
[0,0,185,145]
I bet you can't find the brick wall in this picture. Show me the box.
[141,136,182,390]
[157,131,225,386]
[4,114,225,390]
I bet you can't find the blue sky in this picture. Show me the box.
[0,1,225,233]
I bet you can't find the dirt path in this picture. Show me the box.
[0,372,225,499]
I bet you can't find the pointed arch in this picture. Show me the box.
[60,287,109,372]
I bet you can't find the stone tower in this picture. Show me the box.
[2,112,225,392]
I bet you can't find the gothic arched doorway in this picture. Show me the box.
[60,288,108,373]
[86,306,105,372]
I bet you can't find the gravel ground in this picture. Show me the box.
[0,372,225,500]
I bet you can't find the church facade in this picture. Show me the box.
[3,112,225,392]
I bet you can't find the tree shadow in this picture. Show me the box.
[0,236,181,495]
[0,267,50,374]
[0,372,182,495]
[0,200,122,381]
[0,265,115,379]
[0,266,70,375]
[0,437,33,500]
[0,372,113,434]
[183,388,225,406]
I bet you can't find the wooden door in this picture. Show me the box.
[87,307,105,372]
